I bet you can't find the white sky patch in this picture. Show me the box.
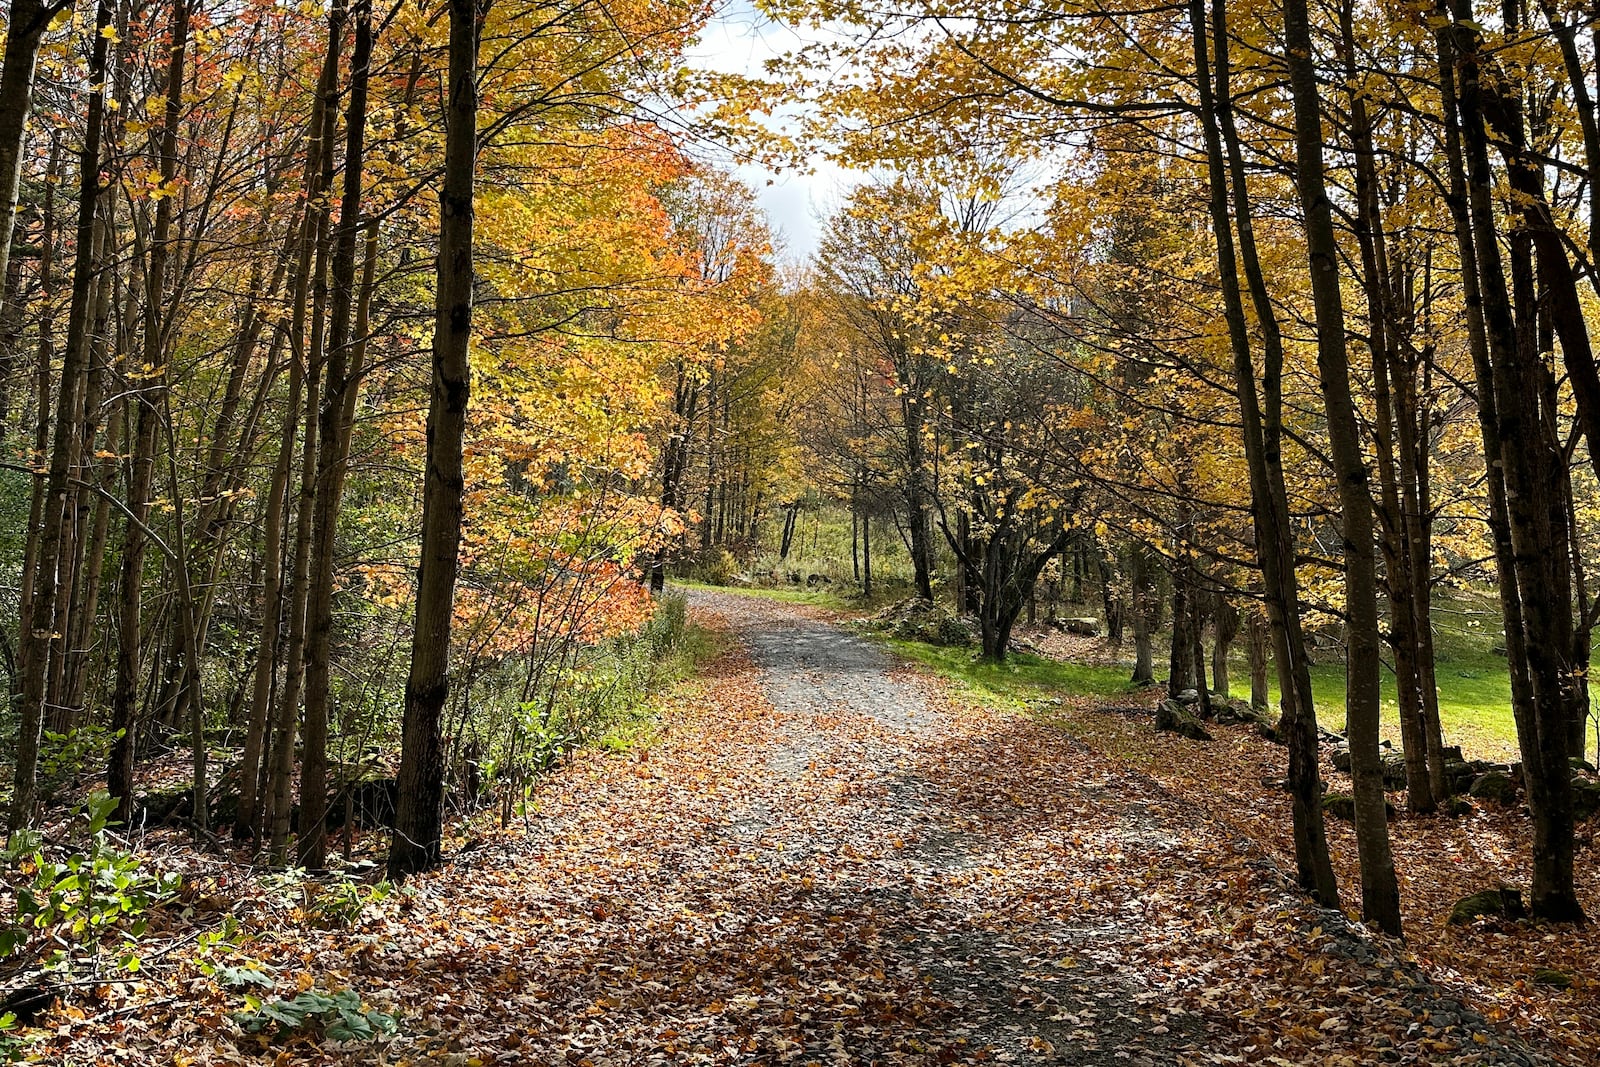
[685,0,863,264]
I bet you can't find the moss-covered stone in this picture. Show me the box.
[1323,793,1356,821]
[1469,770,1518,806]
[1570,776,1600,822]
[1448,886,1525,926]
[1154,699,1212,742]
[1381,753,1409,788]
[1533,968,1572,989]
[1321,792,1395,821]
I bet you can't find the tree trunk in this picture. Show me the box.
[301,0,371,871]
[1442,1,1584,922]
[16,0,114,832]
[389,0,479,879]
[899,384,935,601]
[1338,0,1434,814]
[1130,544,1154,685]
[1248,612,1269,711]
[0,0,57,308]
[1212,598,1238,698]
[1167,568,1191,698]
[1282,0,1400,936]
[1191,0,1338,906]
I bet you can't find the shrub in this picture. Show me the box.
[689,547,740,585]
[0,791,181,978]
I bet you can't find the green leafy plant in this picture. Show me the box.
[37,726,121,797]
[0,791,181,975]
[235,987,398,1043]
[305,875,393,930]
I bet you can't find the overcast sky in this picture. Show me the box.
[684,2,862,265]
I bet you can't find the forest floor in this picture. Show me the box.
[24,589,1593,1064]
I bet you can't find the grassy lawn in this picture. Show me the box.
[880,637,1138,708]
[1295,654,1519,762]
[1276,587,1523,761]
[882,585,1530,762]
[673,578,909,615]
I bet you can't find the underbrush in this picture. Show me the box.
[471,590,725,817]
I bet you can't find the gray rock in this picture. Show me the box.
[1571,775,1600,821]
[1322,793,1396,822]
[1381,752,1409,787]
[1469,770,1518,806]
[1155,699,1212,742]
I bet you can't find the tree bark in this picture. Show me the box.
[1443,1,1584,923]
[0,0,62,309]
[1191,0,1338,906]
[15,0,114,832]
[301,0,371,871]
[1281,0,1400,936]
[389,0,479,879]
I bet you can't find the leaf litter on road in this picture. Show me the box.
[16,590,1579,1064]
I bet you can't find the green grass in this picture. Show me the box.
[1284,648,1520,762]
[1265,586,1526,761]
[688,558,1538,762]
[674,578,909,616]
[878,584,1529,762]
[596,622,729,753]
[880,637,1138,709]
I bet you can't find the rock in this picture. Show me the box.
[1469,770,1518,806]
[1444,759,1482,794]
[1008,637,1040,655]
[133,787,197,828]
[1330,745,1352,773]
[1571,756,1597,774]
[1155,699,1212,742]
[1381,753,1409,787]
[1255,721,1282,744]
[872,597,976,647]
[1323,793,1357,821]
[1322,793,1396,821]
[1533,968,1572,989]
[1063,617,1100,636]
[1212,698,1268,726]
[1175,688,1200,706]
[1571,775,1600,821]
[1445,797,1474,817]
[1447,886,1525,926]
